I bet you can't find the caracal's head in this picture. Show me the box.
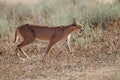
[71,18,84,33]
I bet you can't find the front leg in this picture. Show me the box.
[42,35,59,62]
[65,34,72,54]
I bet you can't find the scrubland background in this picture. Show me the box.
[0,0,120,80]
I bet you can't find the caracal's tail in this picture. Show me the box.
[13,29,19,43]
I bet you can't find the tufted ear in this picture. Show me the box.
[73,18,78,25]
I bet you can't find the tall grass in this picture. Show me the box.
[0,0,119,44]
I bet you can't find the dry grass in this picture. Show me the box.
[0,0,120,80]
[0,20,120,80]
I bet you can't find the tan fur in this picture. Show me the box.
[13,19,84,59]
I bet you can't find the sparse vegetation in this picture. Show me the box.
[0,0,119,42]
[0,0,120,80]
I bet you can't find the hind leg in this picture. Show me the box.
[13,29,19,43]
[17,38,34,58]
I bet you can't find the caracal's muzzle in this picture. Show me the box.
[79,25,84,33]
